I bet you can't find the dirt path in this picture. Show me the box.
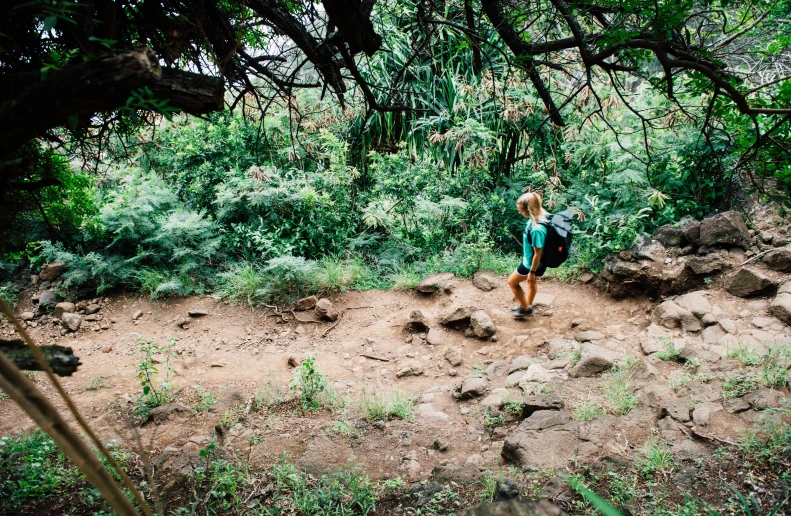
[1,274,789,493]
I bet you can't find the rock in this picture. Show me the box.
[295,295,318,311]
[723,398,751,414]
[431,462,482,484]
[396,363,425,378]
[769,292,791,325]
[744,389,784,410]
[662,397,691,422]
[682,222,701,247]
[458,377,488,400]
[407,310,430,332]
[485,360,509,378]
[569,344,621,378]
[725,267,776,298]
[575,330,605,342]
[719,319,737,335]
[685,254,729,275]
[521,394,564,418]
[675,291,711,319]
[481,393,505,411]
[630,235,667,262]
[456,500,568,516]
[440,305,477,327]
[61,313,82,332]
[505,370,525,388]
[176,317,191,328]
[187,309,209,317]
[444,347,463,367]
[533,293,555,307]
[546,338,575,359]
[699,211,751,249]
[654,300,701,332]
[417,403,449,421]
[20,311,34,321]
[433,437,450,452]
[287,355,303,368]
[692,404,712,426]
[53,302,75,320]
[132,310,144,320]
[211,390,245,415]
[426,328,444,345]
[37,290,62,313]
[700,314,717,326]
[473,271,499,291]
[494,479,521,502]
[315,298,339,321]
[102,345,113,353]
[39,261,67,281]
[653,225,685,248]
[470,310,496,338]
[764,247,791,272]
[416,272,455,294]
[501,411,581,469]
[85,304,100,315]
[509,356,533,374]
[519,364,555,383]
[400,456,422,482]
[580,272,594,283]
[148,403,194,423]
[701,325,726,345]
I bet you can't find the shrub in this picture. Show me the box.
[360,389,414,421]
[291,356,327,412]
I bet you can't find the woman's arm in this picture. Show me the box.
[530,247,542,273]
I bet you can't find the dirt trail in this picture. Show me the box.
[1,274,789,487]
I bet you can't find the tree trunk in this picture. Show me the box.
[465,0,483,75]
[0,340,82,377]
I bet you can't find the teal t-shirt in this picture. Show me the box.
[523,219,547,268]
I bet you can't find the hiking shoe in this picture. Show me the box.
[512,306,534,318]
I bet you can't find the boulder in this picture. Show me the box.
[39,261,67,281]
[53,302,75,320]
[426,328,444,345]
[472,271,499,291]
[521,394,564,418]
[85,303,100,315]
[698,211,751,249]
[654,300,701,332]
[630,235,666,262]
[431,462,482,484]
[501,411,585,470]
[457,377,488,400]
[675,291,711,319]
[37,289,62,313]
[519,364,555,383]
[575,330,605,342]
[744,389,784,410]
[569,344,621,378]
[509,356,533,374]
[769,293,791,325]
[456,500,568,516]
[61,313,82,332]
[725,268,776,298]
[148,403,194,423]
[653,225,685,248]
[295,295,318,311]
[470,310,496,338]
[440,305,477,327]
[723,398,751,414]
[444,347,463,367]
[701,325,726,345]
[493,479,521,502]
[315,298,339,321]
[533,293,555,307]
[20,311,34,321]
[682,222,701,247]
[407,310,430,332]
[764,247,791,272]
[545,338,575,359]
[416,272,455,294]
[661,397,691,423]
[685,254,729,275]
[485,360,509,378]
[396,363,424,378]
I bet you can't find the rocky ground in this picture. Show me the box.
[2,212,791,514]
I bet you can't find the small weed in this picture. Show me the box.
[135,335,178,419]
[569,347,583,367]
[670,372,693,391]
[0,389,8,403]
[655,338,681,361]
[360,389,414,421]
[606,359,638,416]
[252,379,287,411]
[327,418,360,438]
[83,374,110,392]
[522,382,552,395]
[573,401,605,422]
[483,410,506,432]
[190,385,217,413]
[503,400,526,417]
[740,406,791,477]
[607,470,637,505]
[640,437,676,478]
[726,345,762,367]
[291,355,327,412]
[723,375,758,400]
[479,471,498,503]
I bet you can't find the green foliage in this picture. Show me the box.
[135,336,178,419]
[639,438,676,478]
[573,401,605,422]
[483,410,506,432]
[740,406,791,478]
[291,356,327,412]
[606,359,639,416]
[360,389,414,422]
[655,338,681,362]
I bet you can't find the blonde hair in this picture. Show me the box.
[516,191,548,224]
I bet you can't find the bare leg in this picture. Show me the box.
[526,274,539,306]
[508,271,529,309]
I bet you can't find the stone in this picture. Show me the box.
[481,393,505,411]
[682,222,701,247]
[569,344,621,378]
[519,364,555,383]
[764,247,791,272]
[431,462,482,484]
[472,271,499,291]
[675,291,712,319]
[396,363,424,378]
[509,356,533,374]
[188,309,209,317]
[692,404,713,426]
[102,345,113,353]
[37,289,62,313]
[501,411,581,469]
[407,310,430,332]
[85,304,100,315]
[417,403,449,421]
[132,310,144,320]
[440,305,477,327]
[400,456,422,482]
[719,319,737,335]
[20,311,34,321]
[780,281,791,295]
[426,328,444,345]
[433,437,450,451]
[533,293,555,307]
[769,293,791,325]
[521,394,564,418]
[685,254,729,275]
[470,310,496,338]
[148,403,194,423]
[53,302,75,319]
[546,338,575,359]
[744,389,784,410]
[456,500,568,516]
[653,225,685,248]
[416,272,455,294]
[654,300,701,332]
[295,295,318,311]
[444,347,463,367]
[493,479,521,502]
[699,211,751,249]
[662,397,691,422]
[315,298,339,321]
[575,330,605,342]
[458,377,488,400]
[702,325,726,345]
[287,355,303,368]
[580,272,594,283]
[725,268,776,298]
[631,235,667,262]
[39,261,67,281]
[485,360,509,378]
[505,370,525,388]
[723,398,751,413]
[61,313,82,332]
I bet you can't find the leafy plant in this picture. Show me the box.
[360,389,414,422]
[135,335,178,419]
[606,359,638,416]
[655,338,681,362]
[291,355,327,412]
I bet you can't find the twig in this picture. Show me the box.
[288,310,322,323]
[361,354,390,362]
[321,305,373,337]
[739,250,770,267]
[691,426,738,446]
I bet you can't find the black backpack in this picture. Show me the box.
[525,209,574,268]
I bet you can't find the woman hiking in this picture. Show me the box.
[508,191,548,318]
